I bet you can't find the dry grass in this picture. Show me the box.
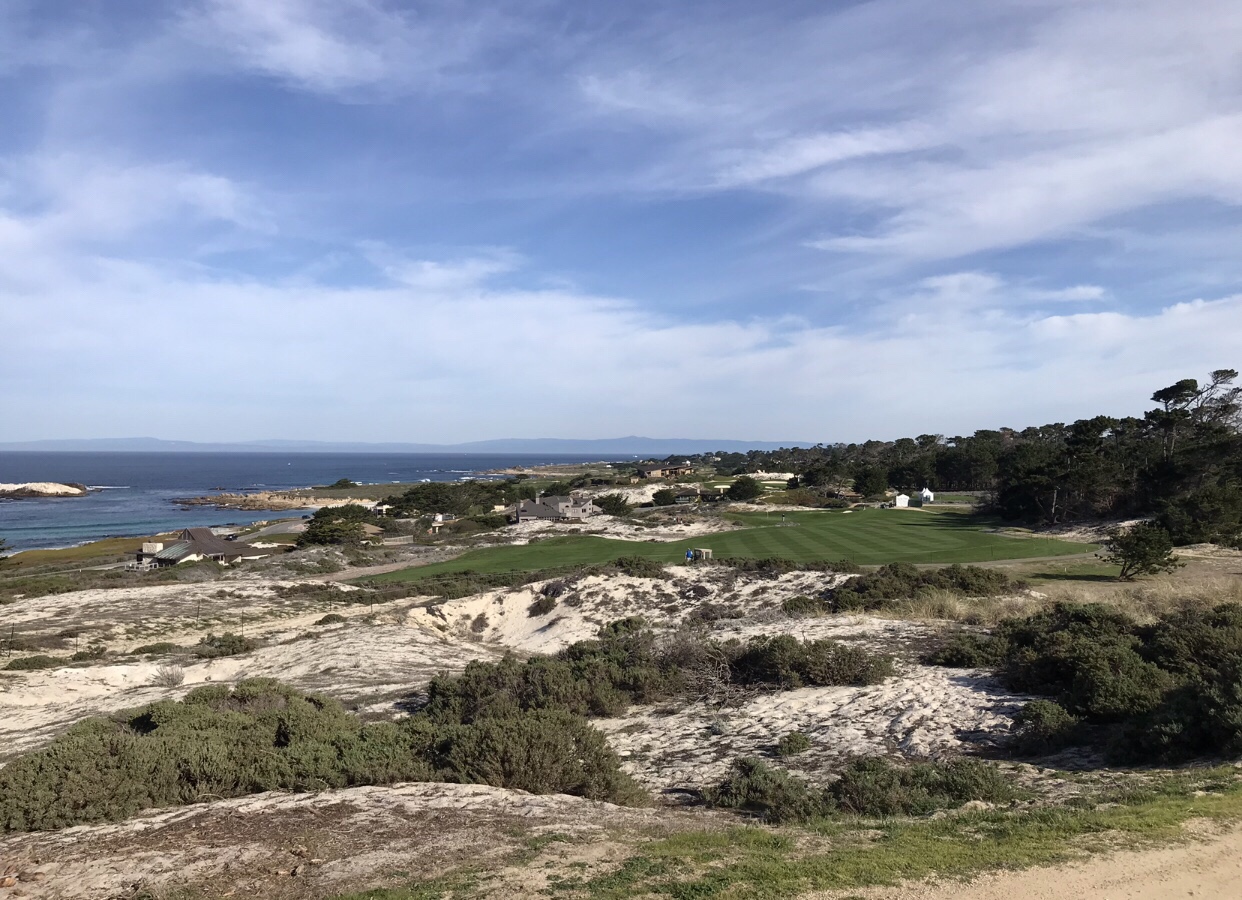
[867,550,1242,627]
[1045,573,1242,621]
[872,588,1047,625]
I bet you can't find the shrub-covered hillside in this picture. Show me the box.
[930,602,1242,762]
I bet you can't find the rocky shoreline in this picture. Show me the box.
[174,491,362,512]
[0,482,90,499]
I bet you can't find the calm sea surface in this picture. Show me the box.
[0,452,611,551]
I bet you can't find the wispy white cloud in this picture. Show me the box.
[568,0,1242,264]
[0,216,1235,441]
[183,0,523,96]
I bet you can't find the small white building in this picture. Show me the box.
[894,493,911,508]
[920,488,935,503]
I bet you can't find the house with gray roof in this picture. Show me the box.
[134,528,270,568]
[515,494,601,521]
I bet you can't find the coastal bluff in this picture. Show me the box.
[0,482,90,498]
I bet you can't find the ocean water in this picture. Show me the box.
[0,452,608,551]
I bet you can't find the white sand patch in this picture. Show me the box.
[598,663,1025,791]
[0,606,502,763]
[411,567,852,655]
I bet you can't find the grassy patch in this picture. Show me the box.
[554,779,1242,899]
[369,508,1090,587]
[0,536,149,572]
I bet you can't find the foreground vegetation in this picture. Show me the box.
[0,620,895,832]
[337,767,1242,900]
[930,601,1242,762]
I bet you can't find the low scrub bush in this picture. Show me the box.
[703,757,832,823]
[727,635,894,689]
[705,756,1017,822]
[776,731,811,756]
[273,583,355,603]
[606,556,669,579]
[314,613,347,626]
[151,665,186,688]
[686,601,744,625]
[1009,700,1080,756]
[720,557,860,577]
[0,619,900,834]
[829,756,1019,816]
[423,620,895,726]
[0,679,643,833]
[193,633,258,659]
[528,594,558,617]
[927,602,1242,762]
[70,644,109,662]
[923,632,1007,668]
[131,642,182,656]
[833,563,1020,612]
[782,595,831,617]
[5,655,60,671]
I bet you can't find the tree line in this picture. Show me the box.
[672,370,1242,546]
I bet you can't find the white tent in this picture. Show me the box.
[894,493,910,507]
[920,487,935,502]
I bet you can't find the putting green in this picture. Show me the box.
[368,507,1092,584]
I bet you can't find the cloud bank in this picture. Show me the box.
[1,0,1239,443]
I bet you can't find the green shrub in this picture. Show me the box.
[720,557,859,577]
[70,645,108,662]
[704,756,1017,822]
[781,595,831,617]
[5,655,60,671]
[703,758,833,823]
[922,633,1006,668]
[607,556,669,579]
[828,757,1019,816]
[728,635,894,689]
[833,563,1019,611]
[594,494,631,516]
[926,602,1242,763]
[131,642,182,656]
[528,594,558,617]
[776,732,811,756]
[314,613,347,626]
[193,632,258,659]
[1009,700,1080,756]
[435,710,645,804]
[0,679,644,833]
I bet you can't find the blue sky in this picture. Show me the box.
[2,0,1241,443]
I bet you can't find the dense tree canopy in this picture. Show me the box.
[663,371,1242,547]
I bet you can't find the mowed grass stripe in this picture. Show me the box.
[367,507,1093,585]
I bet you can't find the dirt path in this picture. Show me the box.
[841,821,1242,899]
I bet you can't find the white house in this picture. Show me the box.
[894,494,911,508]
[920,488,935,503]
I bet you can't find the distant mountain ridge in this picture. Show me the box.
[0,436,808,455]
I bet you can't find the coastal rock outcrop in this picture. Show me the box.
[0,482,89,499]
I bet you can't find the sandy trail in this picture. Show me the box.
[835,821,1242,899]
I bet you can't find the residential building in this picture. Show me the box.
[515,494,601,521]
[134,528,270,567]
